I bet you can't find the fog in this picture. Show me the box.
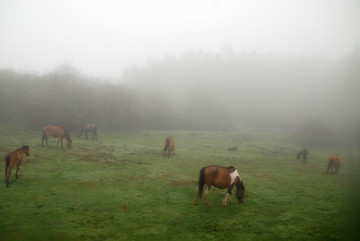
[1,0,359,76]
[0,0,360,147]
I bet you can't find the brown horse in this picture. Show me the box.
[79,124,97,141]
[194,165,245,207]
[5,145,30,187]
[161,136,175,157]
[327,154,341,174]
[296,148,309,163]
[42,125,72,149]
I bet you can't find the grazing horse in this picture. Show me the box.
[327,154,341,174]
[5,145,30,187]
[42,125,72,149]
[297,148,309,163]
[161,136,175,157]
[79,124,97,141]
[194,165,245,207]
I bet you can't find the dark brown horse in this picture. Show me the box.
[327,154,341,174]
[161,136,175,157]
[79,124,97,141]
[194,165,245,207]
[296,148,309,163]
[5,145,30,187]
[42,125,72,149]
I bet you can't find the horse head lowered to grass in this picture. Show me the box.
[194,165,245,207]
[42,125,72,149]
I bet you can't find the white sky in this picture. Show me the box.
[0,0,359,78]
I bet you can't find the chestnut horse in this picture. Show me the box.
[79,124,97,141]
[5,145,30,187]
[327,154,341,174]
[161,136,175,157]
[42,125,72,149]
[194,165,245,207]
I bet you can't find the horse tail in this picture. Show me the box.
[79,128,84,138]
[163,137,170,152]
[42,130,46,144]
[198,167,206,198]
[5,155,10,180]
[327,157,334,174]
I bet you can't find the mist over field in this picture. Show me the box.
[0,0,359,147]
[1,48,360,149]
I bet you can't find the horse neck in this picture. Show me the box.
[63,131,72,142]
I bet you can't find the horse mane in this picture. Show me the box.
[16,145,29,151]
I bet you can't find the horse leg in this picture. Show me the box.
[326,162,332,174]
[223,187,233,207]
[194,187,199,205]
[15,160,22,179]
[205,186,210,206]
[6,164,13,187]
[85,130,88,139]
[223,193,231,207]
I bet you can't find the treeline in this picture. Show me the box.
[0,65,138,130]
[1,48,359,140]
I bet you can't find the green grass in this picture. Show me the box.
[0,125,359,241]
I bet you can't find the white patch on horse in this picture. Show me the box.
[229,170,241,185]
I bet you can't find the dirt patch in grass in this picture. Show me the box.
[137,161,151,165]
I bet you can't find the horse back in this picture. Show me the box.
[329,154,341,164]
[84,124,96,131]
[43,125,65,137]
[4,150,23,165]
[204,165,234,189]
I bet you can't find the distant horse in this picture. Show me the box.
[327,154,341,174]
[5,145,30,187]
[297,148,309,163]
[194,165,245,207]
[161,136,175,157]
[79,124,97,141]
[227,146,238,152]
[42,125,72,149]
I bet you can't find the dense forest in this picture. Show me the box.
[0,49,359,146]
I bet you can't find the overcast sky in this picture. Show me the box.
[0,0,359,78]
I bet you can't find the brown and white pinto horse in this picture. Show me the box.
[327,154,341,174]
[5,145,30,187]
[161,136,175,157]
[42,125,72,149]
[79,124,97,141]
[194,165,245,207]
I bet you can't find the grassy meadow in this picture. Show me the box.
[0,125,359,241]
